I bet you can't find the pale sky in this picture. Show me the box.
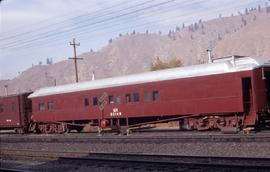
[0,0,266,80]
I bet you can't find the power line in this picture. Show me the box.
[1,0,167,47]
[1,0,192,50]
[0,0,156,42]
[1,0,253,51]
[1,0,177,49]
[0,0,128,36]
[0,0,145,41]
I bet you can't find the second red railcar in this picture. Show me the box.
[0,92,32,132]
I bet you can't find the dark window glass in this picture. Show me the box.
[0,104,3,113]
[39,103,45,111]
[11,103,16,112]
[109,95,114,104]
[144,91,152,102]
[93,97,98,106]
[48,102,54,111]
[133,93,139,102]
[126,94,131,103]
[84,98,89,106]
[153,91,160,101]
[116,96,121,104]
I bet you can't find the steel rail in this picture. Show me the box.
[0,168,32,172]
[2,149,270,170]
[1,133,270,144]
[59,156,270,170]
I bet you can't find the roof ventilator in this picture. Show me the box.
[207,49,213,63]
[232,55,236,67]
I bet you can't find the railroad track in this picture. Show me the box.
[0,148,89,160]
[1,132,270,144]
[1,149,270,171]
[0,168,32,172]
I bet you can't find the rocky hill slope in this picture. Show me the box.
[1,8,270,96]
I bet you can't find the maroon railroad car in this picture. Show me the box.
[28,56,270,133]
[0,92,32,133]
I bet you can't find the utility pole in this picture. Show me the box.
[69,38,83,83]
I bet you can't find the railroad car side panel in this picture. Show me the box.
[0,95,21,129]
[31,71,250,123]
[106,71,248,118]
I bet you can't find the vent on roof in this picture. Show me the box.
[213,55,247,62]
[206,49,213,63]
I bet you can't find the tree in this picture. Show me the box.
[218,34,222,40]
[108,38,113,44]
[245,8,249,15]
[46,58,50,65]
[241,17,247,26]
[250,8,255,12]
[194,22,199,30]
[188,25,194,32]
[168,30,172,38]
[201,24,204,30]
[167,58,183,68]
[151,57,183,71]
[253,15,257,21]
[46,57,53,65]
[267,7,270,13]
[258,5,261,12]
[151,56,166,71]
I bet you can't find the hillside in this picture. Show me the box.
[1,8,270,96]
